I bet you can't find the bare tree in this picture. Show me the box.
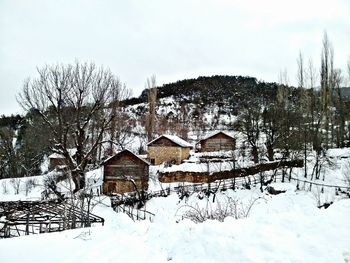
[145,75,157,142]
[179,102,189,140]
[262,105,279,161]
[18,62,121,193]
[320,31,335,148]
[296,52,309,177]
[0,127,21,178]
[296,51,305,89]
[348,57,350,85]
[109,82,132,152]
[278,68,289,87]
[276,69,300,159]
[306,58,317,89]
[306,58,322,153]
[235,104,261,163]
[332,69,346,147]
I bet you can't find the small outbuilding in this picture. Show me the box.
[198,131,236,152]
[102,149,150,195]
[48,153,67,171]
[147,135,192,165]
[48,149,77,171]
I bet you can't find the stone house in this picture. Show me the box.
[147,135,192,165]
[198,132,235,152]
[102,149,150,195]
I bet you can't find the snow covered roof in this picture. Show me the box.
[198,131,235,143]
[327,148,350,158]
[48,148,77,159]
[147,135,193,148]
[48,153,65,159]
[101,149,151,166]
[161,161,236,174]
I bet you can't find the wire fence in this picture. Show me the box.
[111,171,350,221]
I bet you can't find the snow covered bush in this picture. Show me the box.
[10,178,21,194]
[343,161,350,187]
[177,196,260,223]
[25,178,38,196]
[1,180,8,194]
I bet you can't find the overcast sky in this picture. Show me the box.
[0,0,349,115]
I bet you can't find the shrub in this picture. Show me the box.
[177,196,261,223]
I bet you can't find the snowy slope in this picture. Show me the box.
[0,148,350,263]
[0,187,349,263]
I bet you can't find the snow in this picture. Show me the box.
[148,134,193,148]
[48,153,65,159]
[327,147,350,158]
[159,149,247,174]
[192,150,235,158]
[1,149,350,262]
[291,149,350,188]
[49,148,78,159]
[198,130,235,142]
[0,185,349,263]
[267,182,296,192]
[101,149,151,166]
[0,175,45,201]
[161,161,236,174]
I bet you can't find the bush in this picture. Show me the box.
[1,180,8,194]
[10,178,21,194]
[25,178,38,196]
[177,196,261,223]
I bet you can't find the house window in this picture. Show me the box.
[150,159,155,165]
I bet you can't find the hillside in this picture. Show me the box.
[124,75,280,112]
[122,75,284,143]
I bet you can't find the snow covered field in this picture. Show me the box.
[0,149,350,262]
[0,187,349,263]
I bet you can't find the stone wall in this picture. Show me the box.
[181,147,191,162]
[148,146,182,165]
[159,159,304,183]
[159,171,208,183]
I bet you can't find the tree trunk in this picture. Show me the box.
[72,170,85,193]
[252,145,259,164]
[267,144,274,161]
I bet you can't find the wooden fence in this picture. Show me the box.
[114,204,155,222]
[0,199,104,239]
[111,169,350,221]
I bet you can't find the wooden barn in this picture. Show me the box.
[198,132,236,152]
[48,149,77,171]
[147,135,192,165]
[102,149,150,195]
[48,153,67,171]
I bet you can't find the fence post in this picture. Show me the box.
[5,224,10,238]
[25,214,29,235]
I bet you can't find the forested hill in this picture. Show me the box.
[123,75,280,107]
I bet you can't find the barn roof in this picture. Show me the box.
[48,148,77,159]
[48,153,65,159]
[101,149,151,166]
[198,131,235,143]
[147,134,193,148]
